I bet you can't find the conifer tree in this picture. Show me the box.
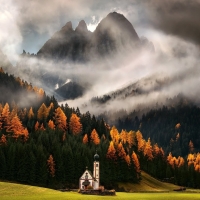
[54,107,67,132]
[35,121,39,131]
[90,129,100,145]
[37,103,49,121]
[106,141,117,160]
[110,126,119,144]
[83,134,88,144]
[132,151,140,174]
[47,155,55,177]
[28,107,34,120]
[48,120,55,130]
[0,134,7,145]
[69,113,82,135]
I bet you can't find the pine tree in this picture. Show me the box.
[69,113,82,135]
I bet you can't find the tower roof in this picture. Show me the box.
[94,151,99,161]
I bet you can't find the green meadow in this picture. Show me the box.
[1,181,200,200]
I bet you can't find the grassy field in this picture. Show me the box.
[1,181,200,200]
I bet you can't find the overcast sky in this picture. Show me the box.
[1,0,200,59]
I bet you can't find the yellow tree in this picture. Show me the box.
[189,140,194,153]
[136,130,145,152]
[143,138,153,161]
[47,155,55,177]
[120,129,127,144]
[0,134,7,145]
[125,154,131,166]
[54,107,67,132]
[132,151,140,174]
[110,126,120,144]
[83,134,88,144]
[69,113,82,135]
[0,103,10,128]
[37,103,49,121]
[90,129,100,145]
[117,142,126,160]
[106,141,117,160]
[28,107,34,120]
[7,114,29,141]
[48,120,55,130]
[35,121,39,131]
[127,130,135,148]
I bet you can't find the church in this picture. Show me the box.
[79,152,100,190]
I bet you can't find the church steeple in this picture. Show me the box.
[93,151,100,189]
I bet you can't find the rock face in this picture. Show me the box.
[37,20,91,61]
[37,12,140,61]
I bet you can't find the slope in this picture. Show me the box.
[118,171,180,192]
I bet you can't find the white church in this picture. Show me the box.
[79,152,100,190]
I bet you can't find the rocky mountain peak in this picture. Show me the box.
[61,21,73,31]
[75,20,88,33]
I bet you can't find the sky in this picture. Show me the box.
[1,0,200,117]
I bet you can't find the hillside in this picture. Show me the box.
[119,171,178,192]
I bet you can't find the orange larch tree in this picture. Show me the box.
[117,142,126,160]
[136,130,145,152]
[6,114,29,141]
[0,103,10,128]
[69,113,82,135]
[54,107,67,132]
[48,120,55,130]
[132,151,140,174]
[125,154,131,166]
[120,129,127,144]
[47,155,55,177]
[110,126,120,144]
[106,141,117,160]
[37,103,49,121]
[90,129,100,145]
[28,107,34,120]
[83,134,88,144]
[127,130,135,148]
[35,121,40,131]
[0,134,7,145]
[189,140,194,153]
[143,138,153,161]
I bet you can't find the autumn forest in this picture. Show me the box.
[0,68,200,190]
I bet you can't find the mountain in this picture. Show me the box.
[37,20,91,61]
[37,12,140,61]
[9,12,153,101]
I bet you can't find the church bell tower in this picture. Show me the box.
[93,151,100,189]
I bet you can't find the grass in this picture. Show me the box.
[118,171,180,192]
[1,172,200,200]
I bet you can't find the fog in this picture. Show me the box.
[0,0,200,118]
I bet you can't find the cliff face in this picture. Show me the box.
[37,12,140,61]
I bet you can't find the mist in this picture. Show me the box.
[1,0,200,118]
